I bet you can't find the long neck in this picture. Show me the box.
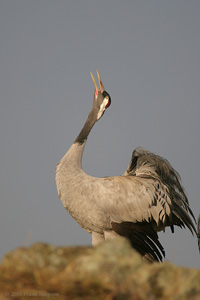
[58,109,97,174]
[74,109,96,144]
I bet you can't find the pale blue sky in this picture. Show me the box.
[0,1,200,268]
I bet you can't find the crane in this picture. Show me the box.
[56,70,197,262]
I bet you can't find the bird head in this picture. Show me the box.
[90,70,111,120]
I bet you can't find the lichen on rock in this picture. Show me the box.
[0,238,200,300]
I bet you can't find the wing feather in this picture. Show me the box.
[98,147,196,234]
[124,147,196,233]
[111,221,165,262]
[96,147,196,260]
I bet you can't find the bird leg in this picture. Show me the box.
[92,232,105,246]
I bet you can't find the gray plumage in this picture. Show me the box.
[56,70,197,262]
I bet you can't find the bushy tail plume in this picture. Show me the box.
[197,214,200,253]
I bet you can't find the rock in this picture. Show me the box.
[0,238,199,300]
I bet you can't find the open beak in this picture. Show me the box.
[96,70,105,93]
[90,70,105,95]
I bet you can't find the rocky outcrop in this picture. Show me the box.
[0,238,200,300]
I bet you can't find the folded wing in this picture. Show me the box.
[98,147,197,261]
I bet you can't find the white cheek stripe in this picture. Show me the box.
[97,98,109,120]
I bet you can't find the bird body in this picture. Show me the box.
[56,70,197,262]
[56,143,111,234]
